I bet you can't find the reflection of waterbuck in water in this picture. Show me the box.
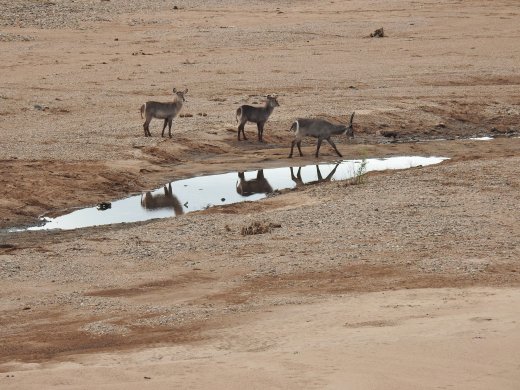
[290,164,340,187]
[236,170,273,196]
[140,88,188,138]
[236,95,279,142]
[289,112,355,158]
[141,183,184,216]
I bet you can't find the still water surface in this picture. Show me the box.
[15,156,447,231]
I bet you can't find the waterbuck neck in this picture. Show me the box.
[264,102,276,113]
[172,96,184,107]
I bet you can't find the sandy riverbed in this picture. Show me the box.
[1,1,519,388]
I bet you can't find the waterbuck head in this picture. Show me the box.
[266,94,280,108]
[173,88,188,102]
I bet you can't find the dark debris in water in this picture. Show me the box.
[97,202,112,211]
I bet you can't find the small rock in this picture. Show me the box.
[97,202,111,211]
[369,27,385,38]
[380,130,399,138]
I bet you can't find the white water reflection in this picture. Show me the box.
[14,156,447,231]
[468,136,494,141]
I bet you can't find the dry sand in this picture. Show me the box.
[1,0,519,388]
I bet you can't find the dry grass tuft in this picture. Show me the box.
[240,221,281,236]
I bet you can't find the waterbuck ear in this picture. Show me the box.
[183,88,188,94]
[172,87,177,93]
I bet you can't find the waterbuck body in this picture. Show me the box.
[236,95,279,142]
[289,112,355,158]
[140,88,187,138]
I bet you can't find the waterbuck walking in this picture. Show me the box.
[236,95,279,142]
[288,112,355,158]
[140,88,188,138]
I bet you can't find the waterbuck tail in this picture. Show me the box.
[236,107,242,123]
[290,120,299,133]
[140,103,146,119]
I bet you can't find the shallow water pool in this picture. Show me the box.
[11,156,447,231]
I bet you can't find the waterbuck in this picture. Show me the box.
[236,95,279,142]
[140,88,188,138]
[288,112,355,158]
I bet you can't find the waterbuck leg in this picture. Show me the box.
[257,122,265,142]
[144,118,152,137]
[297,141,303,156]
[238,122,247,141]
[327,137,343,157]
[289,140,296,158]
[168,118,173,138]
[161,119,168,138]
[315,138,324,158]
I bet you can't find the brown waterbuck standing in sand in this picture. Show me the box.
[236,95,279,142]
[140,88,188,138]
[289,112,355,158]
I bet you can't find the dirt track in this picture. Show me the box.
[1,1,520,388]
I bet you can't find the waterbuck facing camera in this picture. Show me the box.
[289,112,355,158]
[236,95,279,142]
[140,88,188,138]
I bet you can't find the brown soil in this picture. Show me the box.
[1,1,519,388]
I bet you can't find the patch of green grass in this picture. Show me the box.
[348,158,368,185]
